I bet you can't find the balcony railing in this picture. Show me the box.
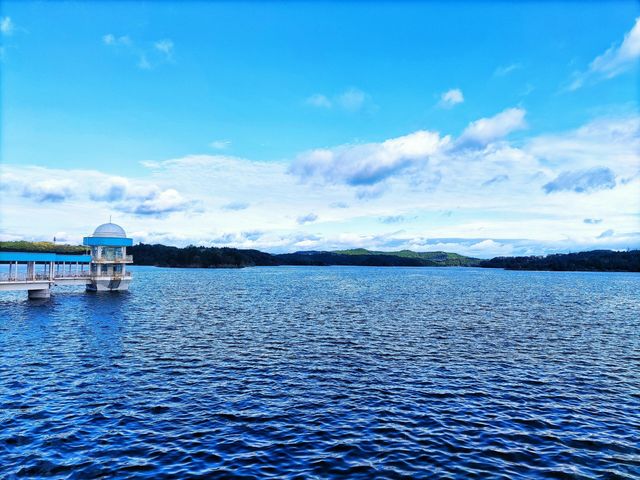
[90,272,132,279]
[92,255,133,263]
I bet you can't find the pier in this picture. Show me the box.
[0,222,133,298]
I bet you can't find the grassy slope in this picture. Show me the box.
[333,248,481,266]
[0,241,87,254]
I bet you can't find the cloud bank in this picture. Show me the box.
[2,111,639,257]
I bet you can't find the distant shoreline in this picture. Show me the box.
[2,241,638,272]
[131,264,640,273]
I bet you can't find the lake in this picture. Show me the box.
[1,266,639,478]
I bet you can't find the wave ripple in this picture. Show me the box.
[1,267,639,478]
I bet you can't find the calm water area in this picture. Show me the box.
[1,266,639,478]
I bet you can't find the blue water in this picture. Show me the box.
[1,266,639,478]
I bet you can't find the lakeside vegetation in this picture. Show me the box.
[0,241,87,254]
[2,241,638,271]
[479,250,640,272]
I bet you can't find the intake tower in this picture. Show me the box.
[83,222,134,291]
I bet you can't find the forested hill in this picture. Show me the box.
[128,244,277,268]
[479,250,640,272]
[3,241,638,271]
[126,244,480,267]
[334,249,480,266]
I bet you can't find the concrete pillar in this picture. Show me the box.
[28,288,50,299]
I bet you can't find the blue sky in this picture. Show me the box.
[1,1,639,257]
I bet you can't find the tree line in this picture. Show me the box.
[3,241,638,272]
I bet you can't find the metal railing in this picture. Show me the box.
[0,272,94,282]
[54,273,93,279]
[0,273,52,282]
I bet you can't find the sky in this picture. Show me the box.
[0,1,639,258]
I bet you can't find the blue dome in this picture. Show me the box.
[93,223,126,238]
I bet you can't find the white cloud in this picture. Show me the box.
[2,166,197,220]
[569,17,640,90]
[222,201,249,211]
[305,88,371,111]
[439,88,464,108]
[90,176,130,201]
[597,229,615,239]
[306,94,332,108]
[493,63,522,77]
[458,107,527,146]
[103,33,173,69]
[154,39,174,57]
[379,215,405,224]
[209,140,231,150]
[291,130,449,186]
[543,167,616,194]
[521,83,535,96]
[526,116,640,177]
[297,213,318,224]
[1,16,14,36]
[22,179,76,203]
[117,189,191,216]
[137,55,151,70]
[103,34,131,46]
[338,88,367,111]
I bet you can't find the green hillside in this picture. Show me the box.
[333,249,481,266]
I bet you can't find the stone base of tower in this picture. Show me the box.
[28,288,51,299]
[86,277,132,292]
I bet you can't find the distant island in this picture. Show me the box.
[1,241,638,272]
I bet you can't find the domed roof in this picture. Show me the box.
[93,222,127,238]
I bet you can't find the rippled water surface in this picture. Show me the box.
[1,266,639,478]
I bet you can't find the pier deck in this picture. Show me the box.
[0,251,104,298]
